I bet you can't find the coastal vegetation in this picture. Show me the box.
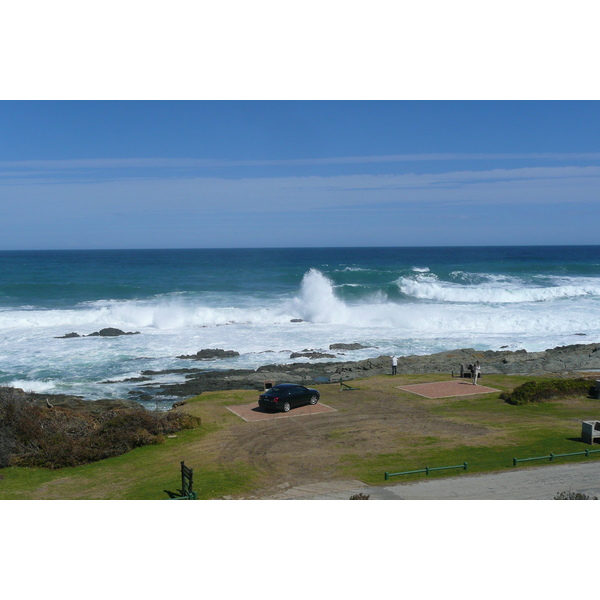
[1,372,599,499]
[0,387,200,469]
[554,490,598,500]
[500,378,594,405]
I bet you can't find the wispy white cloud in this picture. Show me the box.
[2,152,600,173]
[2,165,599,220]
[2,162,599,249]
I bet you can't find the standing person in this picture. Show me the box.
[472,361,481,385]
[391,355,398,375]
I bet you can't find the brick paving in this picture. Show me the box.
[226,402,336,422]
[398,379,500,399]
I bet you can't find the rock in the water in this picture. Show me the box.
[329,343,372,351]
[290,351,336,359]
[57,328,140,338]
[177,348,240,360]
[87,328,140,337]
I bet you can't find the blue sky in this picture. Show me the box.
[1,100,600,250]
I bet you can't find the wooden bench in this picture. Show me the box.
[581,421,600,445]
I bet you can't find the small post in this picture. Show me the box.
[463,462,468,471]
[425,466,429,475]
[549,453,554,461]
[513,458,518,466]
[384,472,389,480]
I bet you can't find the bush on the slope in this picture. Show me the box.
[500,379,594,405]
[0,387,201,469]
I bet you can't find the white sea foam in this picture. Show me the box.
[3,267,600,401]
[7,379,57,394]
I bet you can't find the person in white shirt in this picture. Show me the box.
[472,361,481,385]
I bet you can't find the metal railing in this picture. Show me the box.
[385,462,468,480]
[512,448,600,466]
[384,447,600,481]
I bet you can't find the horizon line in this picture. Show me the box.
[1,243,599,252]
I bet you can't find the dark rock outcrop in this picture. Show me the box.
[290,350,336,359]
[177,348,240,360]
[87,328,140,337]
[329,343,373,351]
[56,328,140,339]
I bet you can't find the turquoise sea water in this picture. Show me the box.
[2,246,600,402]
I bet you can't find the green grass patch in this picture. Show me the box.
[338,376,600,485]
[0,420,259,499]
[343,432,600,486]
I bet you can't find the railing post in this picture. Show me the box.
[549,453,554,461]
[425,466,429,475]
[513,457,517,466]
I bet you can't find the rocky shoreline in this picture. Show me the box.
[132,341,600,400]
[11,342,600,409]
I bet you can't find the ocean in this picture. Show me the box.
[2,246,600,404]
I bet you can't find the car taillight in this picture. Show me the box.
[273,397,279,402]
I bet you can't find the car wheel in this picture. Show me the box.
[309,395,319,405]
[283,402,291,412]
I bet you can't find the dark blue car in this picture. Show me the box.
[258,383,320,412]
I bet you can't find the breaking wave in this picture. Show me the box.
[3,269,600,338]
[397,274,600,304]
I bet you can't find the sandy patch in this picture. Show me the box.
[398,380,500,399]
[226,402,337,422]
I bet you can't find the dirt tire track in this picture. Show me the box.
[207,386,494,496]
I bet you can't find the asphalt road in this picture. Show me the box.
[274,460,600,499]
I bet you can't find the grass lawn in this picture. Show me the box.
[1,373,599,499]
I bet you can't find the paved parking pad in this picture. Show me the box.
[226,402,337,422]
[398,380,500,399]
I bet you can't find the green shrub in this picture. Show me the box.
[500,379,594,405]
